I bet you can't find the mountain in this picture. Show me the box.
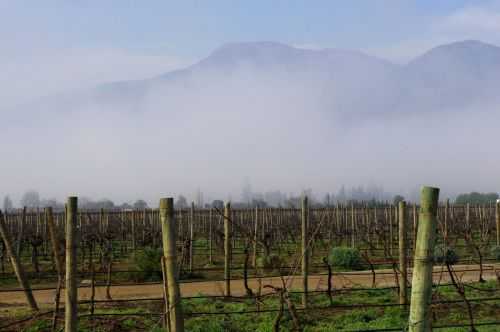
[400,40,500,111]
[12,40,500,121]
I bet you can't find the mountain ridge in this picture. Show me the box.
[11,39,500,120]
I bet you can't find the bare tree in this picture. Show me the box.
[3,195,13,212]
[20,190,40,208]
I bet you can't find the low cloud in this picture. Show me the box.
[0,48,191,108]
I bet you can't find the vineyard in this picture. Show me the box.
[1,189,500,331]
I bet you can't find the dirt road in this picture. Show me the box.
[1,264,498,306]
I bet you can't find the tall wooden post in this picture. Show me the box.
[390,205,394,256]
[496,202,500,246]
[0,210,38,311]
[159,198,184,332]
[351,204,355,248]
[65,197,78,332]
[189,202,194,274]
[301,196,309,308]
[208,208,213,265]
[465,203,470,230]
[398,201,408,306]
[131,211,136,256]
[409,187,439,332]
[224,202,232,297]
[413,203,417,251]
[253,206,259,268]
[444,199,449,242]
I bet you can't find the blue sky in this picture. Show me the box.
[2,1,499,57]
[2,0,500,106]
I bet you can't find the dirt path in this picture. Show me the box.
[1,264,498,306]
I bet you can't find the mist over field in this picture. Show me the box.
[2,39,500,206]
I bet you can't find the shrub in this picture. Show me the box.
[328,247,361,270]
[491,246,500,261]
[133,247,163,281]
[434,245,459,265]
[256,254,283,269]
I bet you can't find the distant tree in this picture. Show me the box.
[96,199,115,210]
[285,196,301,208]
[393,195,405,205]
[175,195,188,208]
[211,200,224,210]
[20,190,40,208]
[250,198,268,208]
[195,189,204,208]
[120,203,133,210]
[241,178,253,205]
[41,199,63,210]
[323,193,332,207]
[263,190,286,207]
[133,199,148,210]
[3,195,13,212]
[337,185,347,203]
[455,192,499,205]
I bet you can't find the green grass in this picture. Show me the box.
[2,279,499,332]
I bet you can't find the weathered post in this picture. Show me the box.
[301,196,309,308]
[466,203,470,230]
[208,208,213,265]
[65,197,78,332]
[224,202,232,297]
[496,202,500,246]
[444,199,449,242]
[131,211,136,256]
[253,206,259,268]
[413,203,417,251]
[390,205,394,256]
[409,187,439,332]
[189,202,195,274]
[159,198,184,332]
[351,204,355,248]
[0,210,38,311]
[398,201,408,306]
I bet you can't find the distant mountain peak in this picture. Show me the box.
[410,39,500,65]
[197,41,301,67]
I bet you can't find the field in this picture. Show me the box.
[1,199,499,331]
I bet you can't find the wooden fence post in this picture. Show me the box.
[409,187,439,332]
[390,205,394,256]
[398,201,408,306]
[301,196,309,308]
[444,199,449,242]
[208,208,213,265]
[496,202,500,246]
[131,211,136,256]
[159,198,184,332]
[189,202,194,274]
[351,204,355,248]
[466,203,470,230]
[0,210,38,311]
[224,202,232,297]
[253,206,259,268]
[65,197,78,332]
